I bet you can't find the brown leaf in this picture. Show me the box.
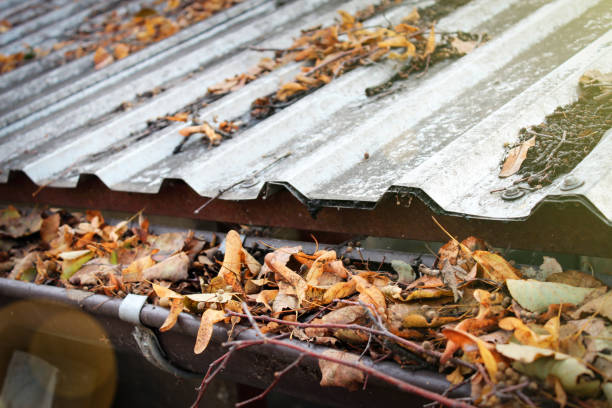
[270,259,308,307]
[499,136,536,178]
[142,252,189,282]
[322,280,356,304]
[218,230,243,293]
[546,270,605,288]
[450,37,478,55]
[93,47,114,70]
[472,250,520,282]
[160,298,184,332]
[305,250,336,285]
[40,213,60,244]
[178,123,222,144]
[423,24,435,58]
[113,43,130,60]
[122,255,155,282]
[319,350,364,391]
[194,309,226,354]
[352,275,386,316]
[164,112,189,122]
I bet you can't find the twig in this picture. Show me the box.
[242,302,264,339]
[224,310,477,372]
[235,355,305,407]
[222,336,477,408]
[193,152,291,213]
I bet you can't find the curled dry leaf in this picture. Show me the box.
[122,255,155,282]
[219,230,243,293]
[160,298,184,332]
[178,122,222,144]
[194,309,227,354]
[319,350,364,391]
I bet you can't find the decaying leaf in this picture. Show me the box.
[319,350,364,391]
[507,279,595,313]
[194,308,227,354]
[496,344,600,397]
[122,255,155,282]
[499,136,536,178]
[572,290,612,321]
[391,260,415,284]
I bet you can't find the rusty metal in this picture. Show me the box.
[1,171,610,257]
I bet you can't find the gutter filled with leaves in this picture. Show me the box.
[1,205,610,407]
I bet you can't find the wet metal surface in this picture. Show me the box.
[0,0,611,239]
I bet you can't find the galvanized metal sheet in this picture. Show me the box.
[0,0,611,225]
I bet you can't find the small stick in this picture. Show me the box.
[235,355,305,407]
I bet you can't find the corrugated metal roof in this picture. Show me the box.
[1,0,611,225]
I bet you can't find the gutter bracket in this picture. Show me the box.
[119,294,201,379]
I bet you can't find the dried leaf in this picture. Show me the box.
[546,270,605,288]
[472,250,520,282]
[352,275,386,316]
[319,350,364,391]
[40,213,60,244]
[269,258,308,307]
[160,298,183,332]
[178,123,222,144]
[164,112,189,122]
[322,280,356,304]
[443,327,499,380]
[305,250,336,285]
[194,309,226,354]
[143,252,189,282]
[423,24,435,57]
[499,136,536,177]
[93,47,113,69]
[113,43,130,60]
[152,282,184,299]
[122,255,155,282]
[450,37,478,55]
[572,290,612,321]
[219,230,243,292]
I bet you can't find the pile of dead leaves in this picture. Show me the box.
[1,205,610,407]
[0,0,242,74]
[179,1,483,146]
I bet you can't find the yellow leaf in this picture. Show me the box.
[337,10,355,28]
[194,309,226,354]
[178,123,222,144]
[219,230,244,293]
[352,275,386,316]
[423,24,436,58]
[113,43,130,60]
[160,298,183,332]
[152,282,184,299]
[472,250,521,282]
[322,280,357,304]
[164,112,189,122]
[378,36,412,48]
[394,23,419,33]
[122,255,155,282]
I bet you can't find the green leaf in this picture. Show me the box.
[496,344,600,397]
[391,260,416,284]
[506,279,594,313]
[60,251,94,280]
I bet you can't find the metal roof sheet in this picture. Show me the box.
[0,0,611,225]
